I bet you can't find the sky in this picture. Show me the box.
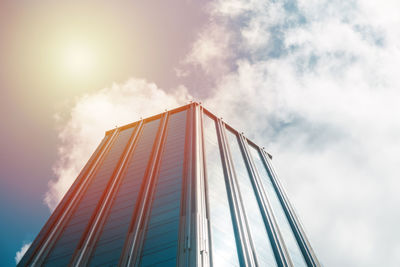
[1,0,400,266]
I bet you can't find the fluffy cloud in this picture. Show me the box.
[45,78,191,210]
[186,0,400,266]
[185,22,232,79]
[15,242,31,264]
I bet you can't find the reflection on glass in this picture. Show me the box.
[249,145,307,267]
[139,111,187,266]
[226,130,277,267]
[88,119,160,266]
[43,127,135,266]
[203,115,240,267]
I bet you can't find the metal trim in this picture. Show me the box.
[177,104,196,266]
[199,108,220,267]
[260,149,321,267]
[17,134,112,267]
[218,122,257,267]
[194,104,209,267]
[119,112,169,266]
[70,121,144,266]
[29,129,120,266]
[201,110,251,267]
[239,135,293,267]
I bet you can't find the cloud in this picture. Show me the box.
[45,78,191,210]
[15,242,31,264]
[185,0,400,266]
[185,22,232,78]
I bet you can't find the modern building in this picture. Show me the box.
[19,102,320,267]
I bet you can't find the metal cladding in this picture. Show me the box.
[19,103,320,267]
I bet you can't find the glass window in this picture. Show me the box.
[226,130,277,267]
[139,111,187,267]
[88,119,160,266]
[249,145,307,267]
[21,135,111,266]
[203,115,240,267]
[43,127,135,266]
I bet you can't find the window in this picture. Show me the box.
[203,115,240,267]
[139,111,188,267]
[44,127,135,266]
[249,145,307,267]
[88,119,160,266]
[226,130,277,266]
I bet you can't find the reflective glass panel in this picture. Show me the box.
[139,111,187,267]
[249,145,307,267]
[226,130,277,267]
[43,127,135,266]
[18,135,110,266]
[88,119,160,266]
[203,115,240,267]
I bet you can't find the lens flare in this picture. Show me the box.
[63,43,95,76]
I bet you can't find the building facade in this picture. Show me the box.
[19,103,320,267]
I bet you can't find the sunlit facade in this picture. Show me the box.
[19,102,320,267]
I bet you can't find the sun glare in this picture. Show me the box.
[63,43,96,76]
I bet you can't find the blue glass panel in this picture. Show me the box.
[139,111,187,267]
[226,130,277,266]
[43,127,135,266]
[88,119,160,266]
[203,116,240,267]
[249,145,307,267]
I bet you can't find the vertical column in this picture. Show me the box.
[120,113,169,266]
[18,133,114,267]
[192,104,209,267]
[260,149,320,267]
[224,128,280,267]
[238,134,292,267]
[28,129,121,266]
[177,104,195,266]
[84,117,162,266]
[247,143,307,267]
[201,111,242,267]
[216,120,256,267]
[137,110,188,266]
[70,120,144,266]
[41,126,135,266]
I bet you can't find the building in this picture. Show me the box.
[19,102,320,267]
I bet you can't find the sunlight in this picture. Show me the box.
[63,43,96,77]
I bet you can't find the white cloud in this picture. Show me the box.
[185,22,231,78]
[186,0,400,266]
[45,78,191,210]
[15,242,31,264]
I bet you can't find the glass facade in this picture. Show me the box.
[203,115,240,267]
[19,103,318,267]
[88,119,160,266]
[225,130,277,267]
[139,111,188,266]
[17,135,111,267]
[43,127,135,266]
[249,145,308,267]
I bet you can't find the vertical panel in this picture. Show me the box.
[249,145,307,267]
[139,110,188,267]
[88,119,161,266]
[18,135,111,267]
[191,104,209,267]
[203,115,240,267]
[225,130,277,267]
[43,127,135,266]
